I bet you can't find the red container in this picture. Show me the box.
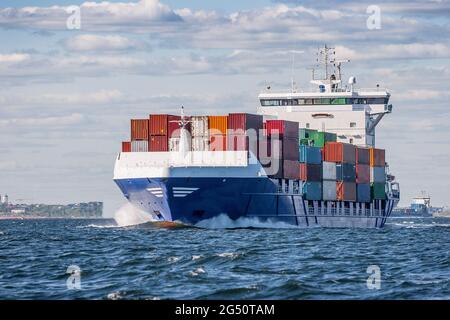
[323,142,356,164]
[131,119,149,141]
[300,163,322,181]
[356,147,370,165]
[265,120,298,138]
[356,164,370,184]
[370,148,385,167]
[336,182,356,201]
[209,135,227,151]
[149,114,168,136]
[227,113,263,135]
[122,141,131,152]
[284,160,300,180]
[149,135,168,152]
[168,115,182,138]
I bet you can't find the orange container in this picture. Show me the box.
[208,116,228,135]
[131,119,149,141]
[323,142,356,164]
[370,148,385,167]
[122,141,131,152]
[336,182,357,201]
[149,114,168,136]
[209,134,227,151]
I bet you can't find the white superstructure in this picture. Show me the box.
[257,45,392,147]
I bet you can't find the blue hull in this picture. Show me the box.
[114,177,394,228]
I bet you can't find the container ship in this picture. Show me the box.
[114,46,400,228]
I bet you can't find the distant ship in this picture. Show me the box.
[392,192,443,217]
[114,46,400,228]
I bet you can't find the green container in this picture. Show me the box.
[299,128,317,140]
[371,183,386,200]
[300,138,313,146]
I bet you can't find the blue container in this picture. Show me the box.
[357,183,371,203]
[299,145,322,164]
[336,163,356,182]
[302,182,322,200]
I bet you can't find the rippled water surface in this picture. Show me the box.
[0,217,449,299]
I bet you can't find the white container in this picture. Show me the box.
[370,166,386,183]
[322,161,337,180]
[191,116,209,137]
[131,140,148,152]
[192,137,209,151]
[169,138,180,152]
[322,180,337,201]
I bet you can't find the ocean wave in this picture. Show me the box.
[195,214,298,229]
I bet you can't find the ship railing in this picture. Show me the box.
[308,207,314,215]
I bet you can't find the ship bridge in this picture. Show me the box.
[257,45,393,147]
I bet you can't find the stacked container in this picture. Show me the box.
[324,142,356,201]
[122,141,131,153]
[299,129,337,147]
[263,120,299,179]
[208,116,228,151]
[322,161,337,201]
[370,148,386,200]
[227,113,263,153]
[130,119,149,152]
[299,144,322,199]
[149,115,172,152]
[356,147,371,202]
[191,116,209,151]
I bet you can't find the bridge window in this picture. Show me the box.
[350,122,356,128]
[330,98,346,105]
[367,97,388,104]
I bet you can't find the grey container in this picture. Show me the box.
[191,116,209,137]
[192,137,209,151]
[131,140,148,152]
[322,180,337,201]
[370,166,386,183]
[322,161,337,180]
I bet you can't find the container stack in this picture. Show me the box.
[324,142,356,201]
[122,141,131,153]
[130,119,149,152]
[299,129,337,147]
[264,120,299,179]
[370,148,386,200]
[227,113,263,152]
[356,147,371,202]
[299,145,322,200]
[191,116,209,151]
[148,114,174,152]
[208,116,228,151]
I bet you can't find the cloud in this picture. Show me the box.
[63,34,140,52]
[0,53,30,64]
[0,113,84,128]
[0,0,182,30]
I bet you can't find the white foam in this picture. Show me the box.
[114,202,156,227]
[216,252,242,259]
[195,213,298,229]
[189,267,206,276]
[168,256,181,263]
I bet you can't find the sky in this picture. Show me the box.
[0,0,449,216]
